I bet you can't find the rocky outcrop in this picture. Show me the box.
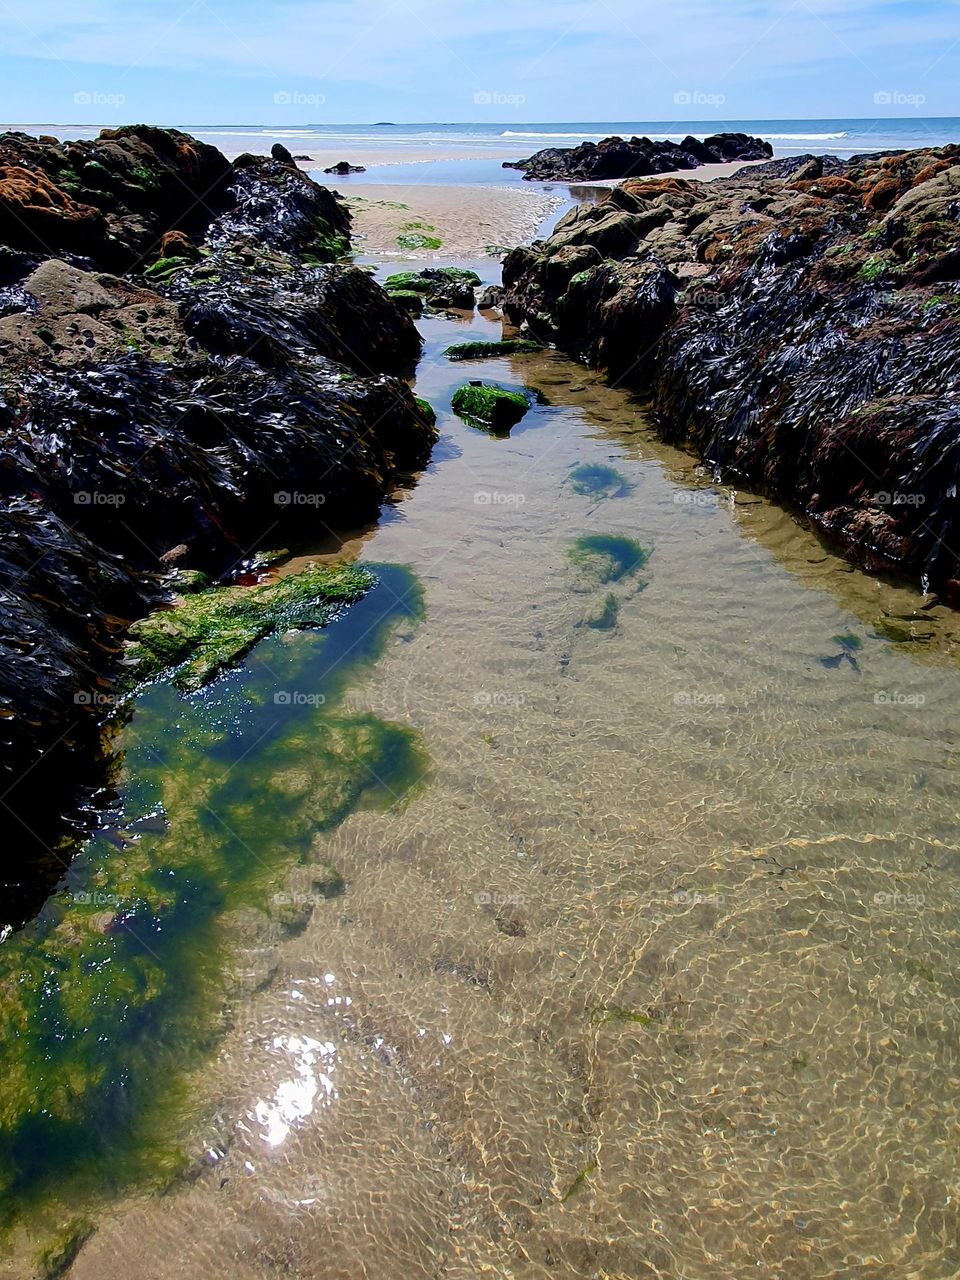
[324,160,367,174]
[503,147,960,594]
[0,127,436,924]
[504,132,773,182]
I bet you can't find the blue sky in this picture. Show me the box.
[0,0,956,124]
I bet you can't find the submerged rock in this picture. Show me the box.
[125,563,375,690]
[451,383,530,432]
[444,338,541,360]
[503,145,960,595]
[324,160,367,174]
[504,132,773,182]
[0,127,437,923]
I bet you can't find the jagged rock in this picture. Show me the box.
[270,142,296,166]
[324,160,367,174]
[503,144,960,595]
[0,127,436,923]
[504,131,773,182]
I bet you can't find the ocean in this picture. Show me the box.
[5,117,960,186]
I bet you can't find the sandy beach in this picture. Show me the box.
[340,182,565,257]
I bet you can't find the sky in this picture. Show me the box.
[0,0,956,124]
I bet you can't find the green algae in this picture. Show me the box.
[567,535,648,586]
[414,396,437,426]
[567,463,631,499]
[143,255,191,283]
[124,562,374,691]
[396,222,443,251]
[35,1218,95,1279]
[443,339,541,361]
[389,289,425,314]
[451,383,530,433]
[384,267,481,293]
[560,1160,598,1204]
[582,593,620,631]
[0,565,427,1230]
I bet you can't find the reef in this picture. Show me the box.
[0,126,437,924]
[504,131,773,181]
[503,147,960,595]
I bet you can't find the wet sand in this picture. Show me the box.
[341,184,564,257]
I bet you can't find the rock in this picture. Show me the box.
[0,126,437,925]
[0,126,231,269]
[444,338,541,360]
[502,142,960,594]
[384,267,480,311]
[451,383,530,432]
[477,284,503,310]
[323,161,367,174]
[270,142,296,166]
[504,132,773,182]
[159,229,201,261]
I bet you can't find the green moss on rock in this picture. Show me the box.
[444,339,541,361]
[414,396,437,426]
[451,383,530,433]
[125,563,375,691]
[388,288,425,314]
[143,256,191,282]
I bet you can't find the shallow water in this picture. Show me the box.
[3,261,960,1278]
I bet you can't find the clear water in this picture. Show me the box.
[3,257,960,1277]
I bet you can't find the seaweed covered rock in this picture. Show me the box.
[0,125,232,268]
[384,267,480,311]
[0,128,436,925]
[444,338,541,361]
[451,383,530,432]
[125,563,375,690]
[504,131,773,182]
[503,145,960,594]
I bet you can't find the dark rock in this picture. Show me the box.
[323,161,367,175]
[502,144,960,595]
[270,142,296,166]
[504,132,773,182]
[477,284,503,310]
[0,127,436,925]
